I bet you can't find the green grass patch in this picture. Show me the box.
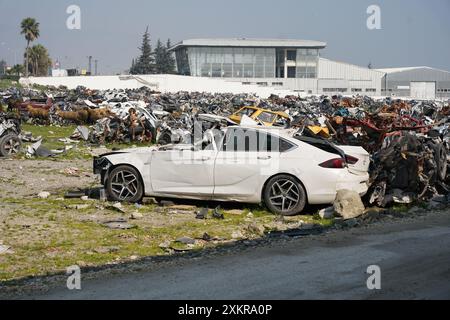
[0,79,22,90]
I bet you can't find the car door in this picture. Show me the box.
[213,128,281,202]
[150,134,217,198]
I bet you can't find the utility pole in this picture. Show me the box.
[87,55,92,75]
[94,59,98,75]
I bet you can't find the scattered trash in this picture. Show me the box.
[195,207,208,220]
[102,219,136,230]
[0,245,14,255]
[129,211,143,219]
[175,236,196,245]
[318,206,335,219]
[37,191,50,199]
[61,167,80,177]
[107,202,126,213]
[212,206,224,219]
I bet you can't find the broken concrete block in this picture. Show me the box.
[333,189,365,220]
[318,206,335,219]
[129,211,143,219]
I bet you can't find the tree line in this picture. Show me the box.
[2,18,52,77]
[129,27,176,75]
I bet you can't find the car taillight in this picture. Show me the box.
[319,158,346,168]
[345,155,359,164]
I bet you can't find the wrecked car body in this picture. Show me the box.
[94,125,369,215]
[0,113,22,157]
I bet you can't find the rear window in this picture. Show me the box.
[223,128,296,153]
[293,129,343,157]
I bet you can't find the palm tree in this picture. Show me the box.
[20,17,40,77]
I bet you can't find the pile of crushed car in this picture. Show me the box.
[1,85,449,209]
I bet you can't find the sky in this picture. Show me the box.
[0,0,449,75]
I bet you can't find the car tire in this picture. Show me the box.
[0,133,21,157]
[106,165,144,203]
[263,174,306,216]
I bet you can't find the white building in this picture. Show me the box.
[169,38,385,96]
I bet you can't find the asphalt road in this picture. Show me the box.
[24,211,450,299]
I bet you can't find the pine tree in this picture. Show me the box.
[165,39,176,74]
[154,39,165,74]
[135,27,154,74]
[130,58,136,74]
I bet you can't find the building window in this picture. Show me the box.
[366,88,376,92]
[272,82,283,86]
[287,67,296,78]
[286,50,297,61]
[351,88,362,92]
[256,82,268,86]
[323,88,348,93]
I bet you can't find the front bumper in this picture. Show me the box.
[93,156,112,184]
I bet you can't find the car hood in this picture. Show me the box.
[100,146,158,157]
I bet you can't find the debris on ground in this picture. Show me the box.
[318,206,335,219]
[3,83,450,208]
[0,244,14,255]
[333,189,366,220]
[195,207,208,220]
[101,219,136,230]
[212,206,224,219]
[37,191,50,199]
[175,236,196,245]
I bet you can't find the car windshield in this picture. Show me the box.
[238,108,256,117]
[257,112,277,123]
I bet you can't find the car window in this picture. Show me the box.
[203,129,224,151]
[223,128,258,152]
[238,108,256,117]
[273,115,289,127]
[223,129,296,153]
[257,112,277,123]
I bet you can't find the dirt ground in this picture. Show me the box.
[0,158,96,198]
[0,158,323,282]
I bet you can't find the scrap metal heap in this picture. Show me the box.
[1,85,450,207]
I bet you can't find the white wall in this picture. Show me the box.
[318,58,384,95]
[21,74,296,98]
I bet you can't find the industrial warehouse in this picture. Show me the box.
[170,38,450,100]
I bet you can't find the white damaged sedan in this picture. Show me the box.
[93,126,369,215]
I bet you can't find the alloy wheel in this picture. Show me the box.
[4,138,20,155]
[110,170,139,201]
[269,179,301,212]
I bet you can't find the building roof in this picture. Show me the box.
[320,57,385,75]
[376,66,450,75]
[375,66,429,74]
[169,38,327,51]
